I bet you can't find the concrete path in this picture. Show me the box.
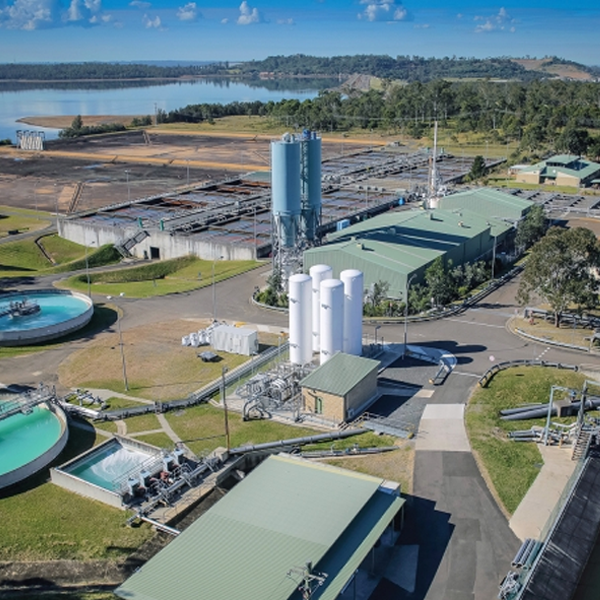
[510,444,577,542]
[416,404,471,453]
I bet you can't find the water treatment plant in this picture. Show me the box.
[3,121,600,600]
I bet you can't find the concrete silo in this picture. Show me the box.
[309,264,333,353]
[288,273,312,365]
[340,269,363,356]
[320,278,344,365]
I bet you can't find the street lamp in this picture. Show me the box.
[125,169,131,203]
[221,366,230,451]
[212,254,223,322]
[374,325,381,349]
[85,240,96,299]
[186,159,190,186]
[107,293,129,392]
[403,274,417,359]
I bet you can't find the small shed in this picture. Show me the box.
[211,324,258,356]
[300,352,380,423]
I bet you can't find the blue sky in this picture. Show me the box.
[0,0,598,65]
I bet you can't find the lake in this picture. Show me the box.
[0,78,333,143]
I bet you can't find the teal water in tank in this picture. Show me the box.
[66,443,153,491]
[0,404,62,476]
[0,293,89,332]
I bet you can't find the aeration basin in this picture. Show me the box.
[0,290,93,346]
[52,437,165,509]
[0,401,68,489]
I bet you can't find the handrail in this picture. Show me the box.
[478,359,579,388]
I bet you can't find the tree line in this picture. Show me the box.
[157,79,600,159]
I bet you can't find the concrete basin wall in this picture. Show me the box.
[0,290,93,346]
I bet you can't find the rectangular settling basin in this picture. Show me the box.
[51,436,162,508]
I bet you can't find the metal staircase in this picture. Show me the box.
[115,230,149,258]
[572,427,593,461]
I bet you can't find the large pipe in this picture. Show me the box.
[138,516,180,536]
[501,398,600,421]
[229,428,364,455]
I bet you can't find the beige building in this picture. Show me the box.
[300,352,380,423]
[515,155,600,188]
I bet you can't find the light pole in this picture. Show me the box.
[403,274,417,359]
[212,254,223,322]
[125,169,131,203]
[374,325,381,349]
[107,293,129,392]
[221,366,230,451]
[186,159,190,186]
[84,240,95,298]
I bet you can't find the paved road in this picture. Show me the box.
[6,265,600,600]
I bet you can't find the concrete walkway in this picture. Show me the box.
[415,404,471,453]
[509,444,577,542]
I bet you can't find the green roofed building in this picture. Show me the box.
[115,454,405,600]
[300,352,380,422]
[304,189,532,299]
[515,155,600,188]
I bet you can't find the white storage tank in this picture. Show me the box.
[288,273,312,365]
[309,264,332,353]
[320,278,344,365]
[341,269,363,356]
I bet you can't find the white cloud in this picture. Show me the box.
[221,17,228,23]
[176,2,198,21]
[129,0,150,7]
[474,7,516,33]
[142,12,160,28]
[0,0,59,29]
[276,17,294,25]
[358,1,409,22]
[237,1,261,25]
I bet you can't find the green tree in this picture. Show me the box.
[556,124,590,156]
[515,204,548,251]
[425,257,456,307]
[71,114,83,130]
[517,227,600,326]
[468,155,487,180]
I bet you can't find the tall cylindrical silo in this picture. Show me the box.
[310,264,333,353]
[320,278,344,365]
[288,274,312,365]
[300,131,322,242]
[271,134,301,248]
[341,269,363,356]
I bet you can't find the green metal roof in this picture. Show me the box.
[439,188,533,221]
[520,155,600,181]
[300,352,380,397]
[115,454,403,600]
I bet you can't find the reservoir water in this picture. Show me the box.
[0,78,326,143]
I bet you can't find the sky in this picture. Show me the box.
[0,0,598,66]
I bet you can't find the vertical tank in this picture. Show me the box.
[310,264,332,353]
[300,131,322,242]
[271,134,301,248]
[341,269,363,356]
[320,278,344,365]
[288,274,312,365]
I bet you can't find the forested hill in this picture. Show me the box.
[0,55,595,83]
[229,55,547,82]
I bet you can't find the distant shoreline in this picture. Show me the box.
[16,115,139,130]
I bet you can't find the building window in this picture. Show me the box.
[315,396,323,414]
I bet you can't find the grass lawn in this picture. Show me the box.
[133,431,176,449]
[93,419,119,434]
[60,257,261,298]
[513,314,595,347]
[59,318,249,401]
[102,396,151,410]
[0,422,153,561]
[323,442,414,494]
[0,210,50,238]
[123,413,161,434]
[465,366,587,515]
[166,404,320,456]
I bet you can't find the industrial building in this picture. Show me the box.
[300,352,380,422]
[304,189,533,299]
[515,155,600,188]
[115,453,404,600]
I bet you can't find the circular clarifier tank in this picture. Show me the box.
[0,402,68,489]
[0,290,93,346]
